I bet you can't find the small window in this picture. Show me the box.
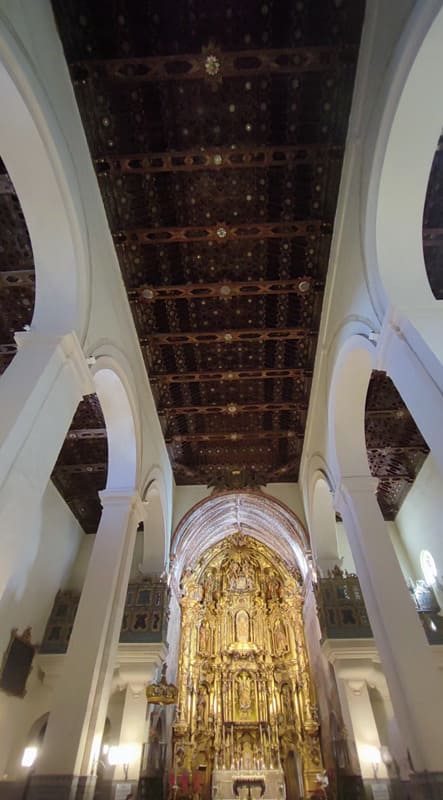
[420,550,437,587]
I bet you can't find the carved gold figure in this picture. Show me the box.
[173,533,323,798]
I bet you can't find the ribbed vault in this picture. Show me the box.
[171,490,309,581]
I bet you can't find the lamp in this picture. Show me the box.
[108,743,138,780]
[21,747,38,768]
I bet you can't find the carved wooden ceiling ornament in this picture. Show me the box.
[365,371,429,520]
[52,0,365,486]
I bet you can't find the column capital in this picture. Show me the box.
[99,489,144,521]
[15,330,94,396]
[334,475,378,513]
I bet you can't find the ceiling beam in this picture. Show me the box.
[0,270,35,288]
[132,277,317,302]
[95,144,343,176]
[142,326,315,346]
[423,227,443,246]
[114,219,330,246]
[0,174,14,195]
[0,344,17,357]
[54,463,107,476]
[150,366,310,384]
[73,45,352,85]
[166,430,302,443]
[365,408,410,417]
[160,401,307,416]
[66,428,107,441]
[367,446,428,453]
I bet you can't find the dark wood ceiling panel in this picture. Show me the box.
[365,371,429,520]
[52,0,365,486]
[423,136,443,299]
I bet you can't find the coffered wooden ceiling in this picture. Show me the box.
[0,2,435,530]
[52,0,365,487]
[365,372,429,521]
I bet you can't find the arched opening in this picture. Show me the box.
[364,4,443,363]
[141,475,169,575]
[171,490,309,580]
[0,162,35,375]
[328,335,375,484]
[93,366,137,492]
[0,28,89,338]
[310,473,341,576]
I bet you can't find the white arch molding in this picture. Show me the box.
[328,334,375,485]
[171,490,310,582]
[309,471,341,575]
[140,468,169,574]
[363,1,443,364]
[92,357,138,493]
[0,12,90,339]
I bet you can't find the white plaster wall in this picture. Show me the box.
[396,455,443,583]
[387,520,416,584]
[172,485,211,534]
[65,535,95,593]
[0,480,82,777]
[336,521,356,573]
[264,482,307,527]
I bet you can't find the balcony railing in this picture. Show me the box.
[40,577,169,654]
[315,567,443,645]
[315,568,373,641]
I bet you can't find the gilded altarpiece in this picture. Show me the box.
[173,534,323,799]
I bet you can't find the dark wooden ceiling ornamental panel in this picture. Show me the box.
[365,371,429,520]
[423,136,443,299]
[53,0,365,485]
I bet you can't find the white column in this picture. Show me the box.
[377,319,443,477]
[340,679,387,780]
[0,331,94,598]
[33,491,144,796]
[336,476,443,772]
[113,643,168,782]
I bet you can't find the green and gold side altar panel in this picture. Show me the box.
[172,533,323,799]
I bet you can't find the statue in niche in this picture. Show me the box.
[236,609,250,643]
[274,619,288,655]
[281,684,293,725]
[266,572,282,602]
[228,558,255,592]
[241,738,254,769]
[238,672,252,712]
[199,621,210,653]
[181,569,203,602]
[197,686,207,723]
[202,569,217,603]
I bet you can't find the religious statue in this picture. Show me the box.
[236,609,250,643]
[238,672,252,712]
[199,622,210,654]
[274,619,288,655]
[197,686,207,723]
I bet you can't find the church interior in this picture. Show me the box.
[0,1,443,799]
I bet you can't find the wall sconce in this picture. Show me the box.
[21,747,38,768]
[108,744,139,780]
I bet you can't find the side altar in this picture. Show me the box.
[172,533,323,799]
